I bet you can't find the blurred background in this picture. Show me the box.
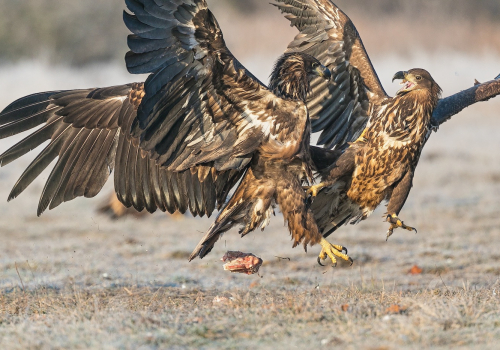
[0,0,499,97]
[0,0,499,291]
[1,0,500,65]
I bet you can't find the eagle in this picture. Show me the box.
[310,69,441,243]
[273,0,500,264]
[0,0,350,266]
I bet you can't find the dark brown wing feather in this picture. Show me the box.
[0,0,299,219]
[273,0,387,149]
[0,86,129,216]
[0,83,241,218]
[124,0,295,173]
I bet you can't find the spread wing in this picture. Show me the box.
[0,86,129,216]
[124,0,296,172]
[273,0,387,149]
[0,0,302,218]
[0,84,242,217]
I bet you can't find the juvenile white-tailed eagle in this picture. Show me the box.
[0,0,350,266]
[273,0,500,264]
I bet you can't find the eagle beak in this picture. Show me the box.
[392,71,407,82]
[393,71,416,94]
[315,65,331,80]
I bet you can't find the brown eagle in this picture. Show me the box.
[0,0,350,266]
[273,0,500,264]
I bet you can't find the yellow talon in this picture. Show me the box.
[317,238,353,267]
[304,182,326,198]
[386,214,417,240]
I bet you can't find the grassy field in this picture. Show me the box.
[3,285,500,349]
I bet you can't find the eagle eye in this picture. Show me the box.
[311,62,318,68]
[416,75,422,81]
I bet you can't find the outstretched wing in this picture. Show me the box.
[0,0,302,218]
[0,86,129,216]
[273,0,387,149]
[0,84,241,218]
[124,0,298,172]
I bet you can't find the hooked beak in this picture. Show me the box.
[392,71,407,82]
[315,64,331,80]
[393,70,416,94]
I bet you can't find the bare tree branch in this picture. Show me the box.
[433,74,500,125]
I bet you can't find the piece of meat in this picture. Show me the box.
[221,251,263,275]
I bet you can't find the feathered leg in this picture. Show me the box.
[386,170,417,240]
[305,145,358,199]
[189,164,353,266]
[276,173,352,266]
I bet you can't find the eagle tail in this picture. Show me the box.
[188,168,275,261]
[310,180,359,238]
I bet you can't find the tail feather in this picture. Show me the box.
[311,180,358,237]
[189,169,275,261]
[188,204,242,261]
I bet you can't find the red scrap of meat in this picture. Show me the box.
[221,251,263,275]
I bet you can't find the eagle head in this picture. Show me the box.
[392,68,442,99]
[269,52,331,102]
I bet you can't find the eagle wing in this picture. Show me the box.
[124,0,298,172]
[273,0,388,149]
[0,86,129,216]
[0,0,303,218]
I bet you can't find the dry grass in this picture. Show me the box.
[2,283,500,349]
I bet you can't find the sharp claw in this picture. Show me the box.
[386,214,417,238]
[318,238,352,267]
[348,257,354,266]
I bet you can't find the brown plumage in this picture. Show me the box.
[273,0,500,253]
[1,0,500,269]
[189,52,332,260]
[311,69,442,238]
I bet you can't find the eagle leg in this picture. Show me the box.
[386,214,417,241]
[304,182,326,198]
[317,238,353,267]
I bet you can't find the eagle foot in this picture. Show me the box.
[317,238,353,267]
[386,214,417,240]
[304,182,326,198]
